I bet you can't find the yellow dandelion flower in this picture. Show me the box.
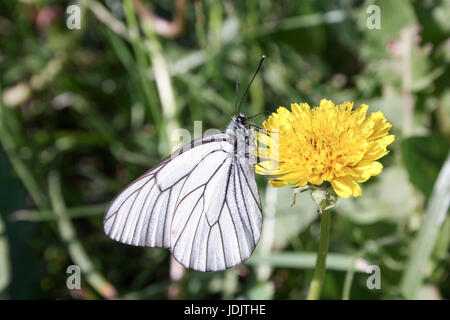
[256,99,395,198]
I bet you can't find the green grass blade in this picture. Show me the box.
[245,252,369,272]
[0,213,11,296]
[48,170,118,299]
[9,203,108,222]
[400,152,450,299]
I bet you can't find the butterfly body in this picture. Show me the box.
[104,113,263,271]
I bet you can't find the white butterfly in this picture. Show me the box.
[103,57,267,272]
[103,114,263,271]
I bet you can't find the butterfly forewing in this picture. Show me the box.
[103,128,262,272]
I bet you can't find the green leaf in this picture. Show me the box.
[336,166,419,224]
[246,282,274,300]
[273,187,317,249]
[401,135,449,197]
[360,0,416,60]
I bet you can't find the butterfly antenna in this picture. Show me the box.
[247,111,267,120]
[234,82,240,114]
[238,55,266,113]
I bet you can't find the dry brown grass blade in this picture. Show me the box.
[132,0,187,38]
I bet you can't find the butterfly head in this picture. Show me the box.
[234,113,248,126]
[227,113,249,133]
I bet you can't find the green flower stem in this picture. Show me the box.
[307,207,331,300]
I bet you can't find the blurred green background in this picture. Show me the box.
[0,0,449,300]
